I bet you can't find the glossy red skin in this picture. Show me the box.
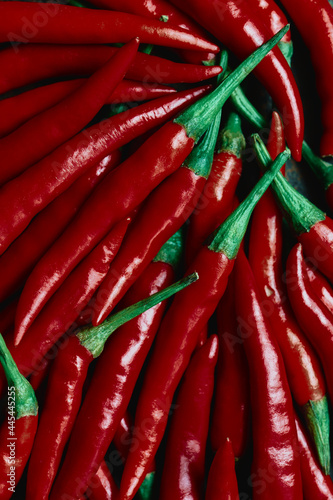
[286,243,333,404]
[186,151,242,263]
[0,415,38,499]
[246,0,291,43]
[0,151,120,302]
[305,263,333,315]
[120,248,234,500]
[93,166,207,325]
[160,336,218,500]
[205,440,239,500]
[278,0,333,156]
[235,250,302,500]
[211,275,250,458]
[169,0,304,160]
[0,2,218,51]
[0,45,220,95]
[0,80,176,139]
[14,122,194,339]
[298,216,333,283]
[113,412,132,462]
[295,415,333,500]
[0,39,138,187]
[50,261,174,500]
[0,86,208,256]
[86,461,119,500]
[26,336,92,500]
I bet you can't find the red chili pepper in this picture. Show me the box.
[14,30,283,341]
[91,110,221,325]
[210,274,250,458]
[168,0,304,160]
[119,148,290,499]
[0,38,138,186]
[186,112,245,263]
[0,2,218,51]
[84,460,119,500]
[0,85,209,256]
[0,334,38,499]
[0,150,121,302]
[278,0,333,157]
[0,78,175,140]
[254,134,333,283]
[0,44,221,95]
[250,113,330,472]
[286,243,333,408]
[205,439,239,500]
[304,261,333,316]
[159,335,218,499]
[234,249,302,499]
[47,251,197,500]
[295,414,333,500]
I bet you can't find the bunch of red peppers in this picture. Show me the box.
[0,0,333,498]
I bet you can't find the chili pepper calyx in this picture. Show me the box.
[254,135,326,234]
[208,146,290,258]
[301,397,331,475]
[0,334,38,419]
[153,227,185,270]
[217,112,245,158]
[174,25,289,142]
[138,471,155,500]
[77,272,199,357]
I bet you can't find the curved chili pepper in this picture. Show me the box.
[119,148,290,500]
[0,38,139,186]
[0,85,209,256]
[48,253,197,500]
[278,0,333,157]
[84,460,119,500]
[234,249,302,499]
[304,261,333,316]
[159,335,218,499]
[250,113,330,472]
[0,2,218,51]
[295,414,333,500]
[168,0,304,160]
[0,150,121,302]
[0,334,38,499]
[254,134,333,283]
[205,439,239,500]
[186,112,245,263]
[0,79,175,139]
[91,110,221,325]
[14,30,283,341]
[0,44,221,95]
[210,274,250,458]
[286,243,333,408]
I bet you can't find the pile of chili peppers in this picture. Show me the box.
[1,0,333,499]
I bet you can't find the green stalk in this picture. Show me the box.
[175,25,289,142]
[77,273,198,357]
[217,112,245,158]
[153,227,185,270]
[253,135,326,234]
[0,334,38,419]
[208,148,291,258]
[138,471,155,500]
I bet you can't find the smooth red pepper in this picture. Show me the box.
[250,114,330,472]
[84,460,119,500]
[295,414,333,500]
[0,85,209,256]
[119,148,290,499]
[0,38,139,186]
[14,31,283,341]
[0,2,218,51]
[210,274,250,458]
[0,334,38,499]
[234,249,302,499]
[286,243,333,407]
[49,237,194,500]
[92,111,221,325]
[186,112,245,263]
[0,151,121,302]
[304,261,333,316]
[0,79,175,139]
[205,439,239,500]
[159,335,218,499]
[168,0,304,160]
